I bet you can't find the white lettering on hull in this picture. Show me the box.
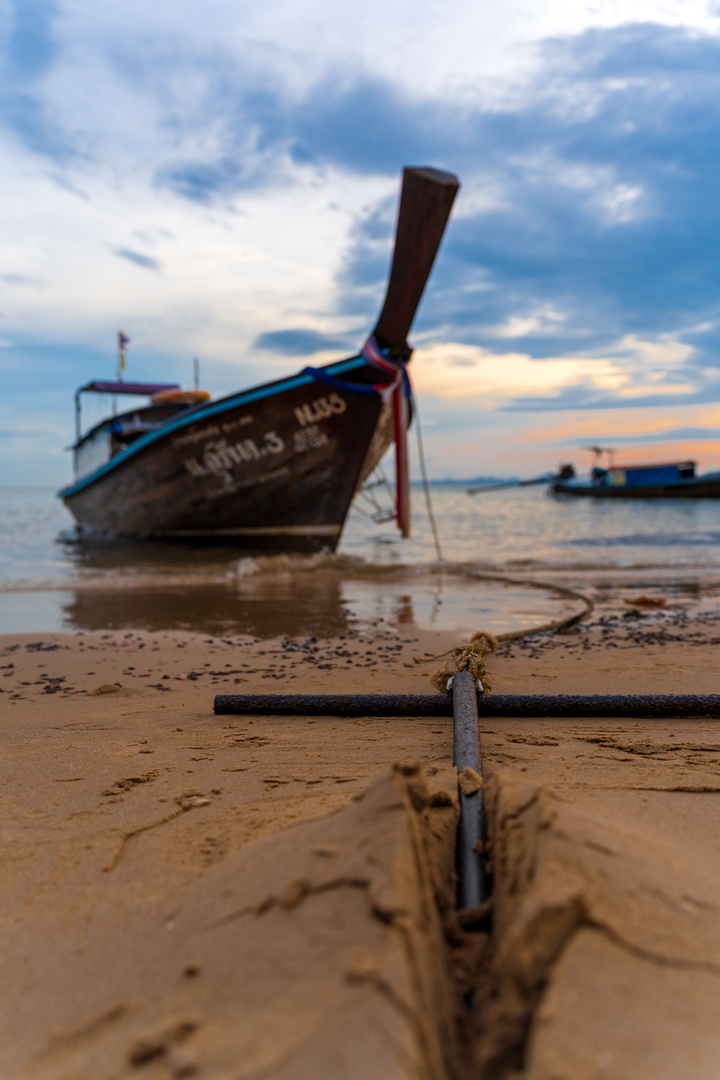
[293,424,329,453]
[182,396,346,489]
[183,430,285,484]
[293,392,346,427]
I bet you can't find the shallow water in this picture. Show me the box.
[3,484,720,636]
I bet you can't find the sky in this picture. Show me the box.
[3,0,720,483]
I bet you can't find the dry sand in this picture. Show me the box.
[2,598,720,1078]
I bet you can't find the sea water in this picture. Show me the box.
[2,485,720,637]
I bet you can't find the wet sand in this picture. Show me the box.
[2,599,720,1077]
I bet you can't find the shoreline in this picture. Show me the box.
[3,559,720,646]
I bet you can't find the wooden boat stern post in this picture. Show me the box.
[363,167,460,537]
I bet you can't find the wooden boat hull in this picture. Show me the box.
[59,357,388,552]
[552,477,720,498]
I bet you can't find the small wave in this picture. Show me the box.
[233,551,369,578]
[567,532,720,548]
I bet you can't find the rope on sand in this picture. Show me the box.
[416,573,594,691]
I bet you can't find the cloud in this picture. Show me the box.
[253,328,355,355]
[500,377,720,412]
[412,334,716,413]
[6,0,60,79]
[0,273,44,286]
[114,248,161,271]
[559,426,720,444]
[412,342,625,402]
[157,158,247,205]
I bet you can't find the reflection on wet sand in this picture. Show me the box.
[62,579,353,638]
[57,576,581,639]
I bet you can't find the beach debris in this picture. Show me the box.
[458,766,483,796]
[178,794,211,809]
[625,595,667,607]
[102,771,158,797]
[95,683,122,694]
[41,677,66,694]
[128,1020,198,1069]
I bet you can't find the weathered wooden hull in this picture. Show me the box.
[552,477,720,498]
[60,357,390,552]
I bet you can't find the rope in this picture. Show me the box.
[414,398,443,562]
[428,632,498,693]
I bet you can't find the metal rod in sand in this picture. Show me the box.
[215,693,720,718]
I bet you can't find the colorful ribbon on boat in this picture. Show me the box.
[361,335,411,539]
[301,337,412,538]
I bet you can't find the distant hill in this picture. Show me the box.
[410,476,519,487]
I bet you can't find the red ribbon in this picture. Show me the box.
[362,336,411,538]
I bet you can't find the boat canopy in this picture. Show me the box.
[73,381,182,444]
[78,380,181,396]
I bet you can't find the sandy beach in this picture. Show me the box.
[3,588,720,1078]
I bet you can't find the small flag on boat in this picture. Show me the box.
[117,331,130,379]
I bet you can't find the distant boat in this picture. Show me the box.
[549,444,720,497]
[552,459,720,498]
[59,167,460,551]
[468,444,720,499]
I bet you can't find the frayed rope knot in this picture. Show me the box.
[428,631,498,694]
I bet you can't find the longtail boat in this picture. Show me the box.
[469,444,720,500]
[552,459,720,498]
[59,167,460,550]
